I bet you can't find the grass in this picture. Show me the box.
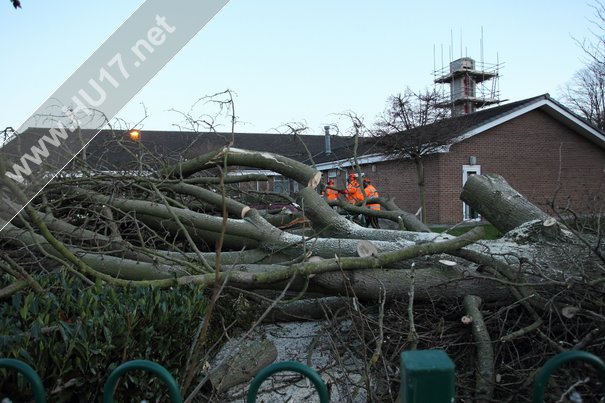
[431,223,502,240]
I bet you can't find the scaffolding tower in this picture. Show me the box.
[434,57,503,116]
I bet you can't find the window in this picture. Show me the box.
[273,176,290,194]
[462,165,481,221]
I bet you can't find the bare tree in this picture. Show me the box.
[372,87,450,223]
[561,1,605,130]
[561,62,605,130]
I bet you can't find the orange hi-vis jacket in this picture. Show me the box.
[323,186,339,201]
[345,179,364,204]
[363,184,380,210]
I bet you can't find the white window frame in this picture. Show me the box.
[462,164,481,221]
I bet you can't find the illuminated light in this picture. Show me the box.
[129,129,141,141]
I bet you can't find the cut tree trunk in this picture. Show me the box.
[460,173,553,234]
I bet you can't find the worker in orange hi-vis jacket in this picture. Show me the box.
[322,178,339,202]
[363,178,380,210]
[363,177,380,228]
[343,173,364,204]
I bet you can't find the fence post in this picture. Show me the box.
[532,350,605,403]
[246,361,329,403]
[0,358,47,403]
[102,359,182,403]
[400,349,455,403]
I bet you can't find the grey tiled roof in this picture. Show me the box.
[14,94,599,173]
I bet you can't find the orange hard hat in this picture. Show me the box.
[328,179,334,184]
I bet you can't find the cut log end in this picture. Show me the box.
[241,206,251,219]
[308,171,322,189]
[357,240,379,257]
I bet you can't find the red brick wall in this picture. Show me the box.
[360,110,605,224]
[358,154,442,221]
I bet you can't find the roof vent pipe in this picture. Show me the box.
[324,125,331,155]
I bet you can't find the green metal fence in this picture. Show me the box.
[246,361,329,403]
[1,350,603,402]
[532,350,605,403]
[0,359,46,403]
[102,360,182,403]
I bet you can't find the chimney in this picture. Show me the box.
[324,125,331,155]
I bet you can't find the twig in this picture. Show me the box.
[572,328,601,350]
[500,319,544,343]
[463,294,495,403]
[407,262,419,350]
[555,377,590,403]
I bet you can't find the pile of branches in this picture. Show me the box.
[0,144,604,401]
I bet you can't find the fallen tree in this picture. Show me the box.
[0,146,603,402]
[3,148,598,299]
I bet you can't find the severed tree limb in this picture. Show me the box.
[2,224,483,291]
[211,148,322,188]
[158,182,251,218]
[379,197,431,232]
[328,198,415,229]
[160,147,225,178]
[463,295,494,403]
[297,187,437,242]
[165,147,322,188]
[450,247,548,312]
[460,173,554,234]
[136,213,261,251]
[407,263,419,350]
[0,279,28,299]
[11,211,161,264]
[66,187,270,242]
[184,173,269,185]
[1,222,190,280]
[0,255,44,293]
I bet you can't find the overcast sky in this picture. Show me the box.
[1,1,598,135]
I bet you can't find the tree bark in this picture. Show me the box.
[460,173,553,234]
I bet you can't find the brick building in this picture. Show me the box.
[317,94,605,224]
[64,94,604,225]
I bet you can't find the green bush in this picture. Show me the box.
[0,273,209,402]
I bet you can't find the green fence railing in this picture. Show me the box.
[0,358,47,403]
[246,361,329,403]
[102,359,182,403]
[532,350,605,403]
[1,350,604,402]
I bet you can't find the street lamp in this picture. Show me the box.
[129,129,141,141]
